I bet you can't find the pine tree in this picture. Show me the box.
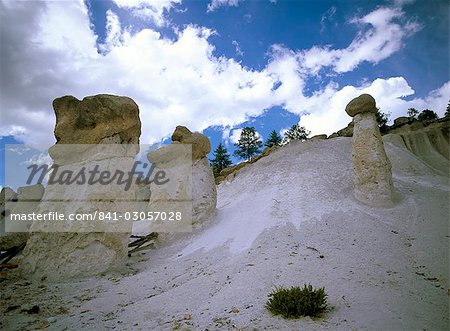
[282,124,310,144]
[210,143,232,176]
[444,101,450,118]
[375,108,390,131]
[234,127,263,161]
[265,130,282,148]
[407,108,419,118]
[417,109,438,121]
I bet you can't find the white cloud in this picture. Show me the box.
[112,0,181,26]
[299,78,450,137]
[207,0,240,12]
[7,147,31,156]
[320,6,337,33]
[228,128,262,144]
[229,128,243,144]
[0,0,447,151]
[299,7,421,74]
[232,40,244,56]
[22,153,53,167]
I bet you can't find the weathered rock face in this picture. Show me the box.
[192,158,216,223]
[393,116,413,127]
[21,94,141,282]
[53,94,141,145]
[171,126,211,160]
[148,127,216,228]
[346,94,394,207]
[0,187,24,250]
[0,184,45,249]
[337,121,354,137]
[310,134,327,141]
[392,119,449,175]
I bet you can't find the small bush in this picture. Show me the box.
[265,284,327,319]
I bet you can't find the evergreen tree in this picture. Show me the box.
[265,130,282,148]
[417,109,438,121]
[234,127,263,161]
[282,124,310,144]
[210,143,232,176]
[375,108,390,131]
[407,108,419,118]
[444,101,449,118]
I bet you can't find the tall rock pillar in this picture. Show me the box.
[345,94,394,207]
[21,94,141,281]
[147,126,216,232]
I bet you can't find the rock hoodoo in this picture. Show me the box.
[345,94,394,207]
[21,94,141,281]
[148,126,216,228]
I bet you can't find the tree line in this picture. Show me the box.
[210,124,310,176]
[210,103,450,177]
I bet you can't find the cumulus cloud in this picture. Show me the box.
[228,128,262,145]
[0,0,447,149]
[229,128,243,144]
[112,0,181,26]
[7,147,31,156]
[299,78,450,137]
[22,152,52,167]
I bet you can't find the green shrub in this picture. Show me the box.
[265,284,327,319]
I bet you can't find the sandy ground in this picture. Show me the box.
[1,135,449,330]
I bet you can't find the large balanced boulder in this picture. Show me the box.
[345,94,377,117]
[345,94,394,207]
[171,126,211,160]
[53,94,141,145]
[21,94,141,281]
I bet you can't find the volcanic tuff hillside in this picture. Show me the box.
[1,120,449,330]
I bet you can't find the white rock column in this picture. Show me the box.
[21,94,142,281]
[147,126,217,232]
[345,94,394,207]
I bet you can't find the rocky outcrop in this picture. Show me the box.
[0,187,23,250]
[329,121,354,138]
[148,126,216,228]
[21,94,141,282]
[310,134,327,141]
[0,184,45,250]
[393,116,413,127]
[389,119,449,175]
[215,146,279,185]
[53,94,141,145]
[345,94,394,207]
[171,126,211,160]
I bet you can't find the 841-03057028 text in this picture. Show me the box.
[8,211,183,222]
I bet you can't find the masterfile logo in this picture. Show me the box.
[3,144,193,233]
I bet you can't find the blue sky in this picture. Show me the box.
[0,0,449,188]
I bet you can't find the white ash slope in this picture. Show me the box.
[3,134,449,331]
